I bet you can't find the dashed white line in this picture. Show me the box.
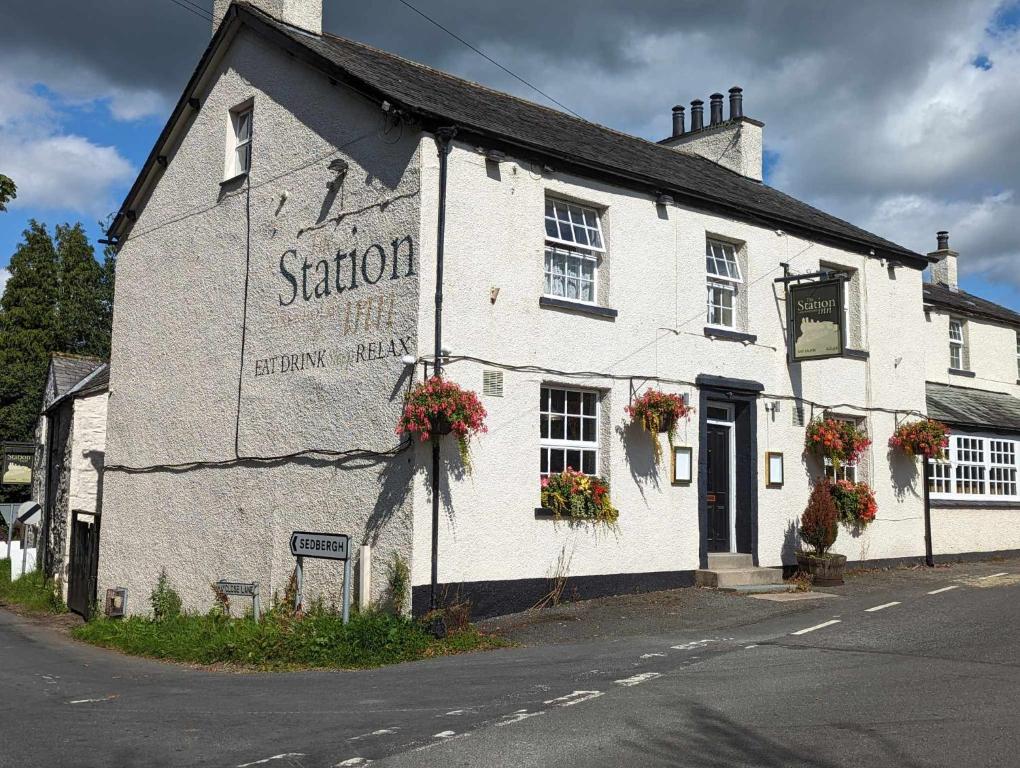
[980,572,1009,579]
[639,653,666,659]
[865,601,901,612]
[335,759,372,767]
[614,672,662,687]
[237,754,306,768]
[68,695,118,705]
[543,690,603,707]
[928,585,960,595]
[433,731,456,738]
[791,619,841,636]
[444,710,465,716]
[496,710,545,726]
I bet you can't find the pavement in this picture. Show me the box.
[2,557,1019,767]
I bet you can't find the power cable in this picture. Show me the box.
[392,0,582,118]
[167,0,212,22]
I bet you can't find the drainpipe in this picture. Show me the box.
[429,126,457,633]
[923,457,934,566]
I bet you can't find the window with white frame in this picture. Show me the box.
[706,239,742,328]
[544,199,604,304]
[822,416,865,483]
[226,105,253,179]
[949,318,966,370]
[929,434,1020,502]
[540,386,598,476]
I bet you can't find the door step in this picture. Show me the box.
[695,565,785,589]
[706,552,755,570]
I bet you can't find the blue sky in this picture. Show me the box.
[1,0,1018,313]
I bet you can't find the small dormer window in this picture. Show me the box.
[227,104,253,179]
[949,318,966,370]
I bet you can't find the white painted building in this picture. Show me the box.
[96,0,1020,617]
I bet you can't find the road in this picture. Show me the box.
[1,561,1018,768]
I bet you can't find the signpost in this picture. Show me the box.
[289,531,351,623]
[788,278,845,362]
[215,580,261,621]
[1,443,35,486]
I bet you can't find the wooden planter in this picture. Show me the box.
[796,551,847,586]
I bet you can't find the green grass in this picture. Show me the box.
[72,604,506,670]
[0,558,67,614]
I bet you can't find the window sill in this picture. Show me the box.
[539,296,618,320]
[948,367,975,378]
[220,171,248,187]
[844,348,870,361]
[703,326,757,344]
[931,499,1020,510]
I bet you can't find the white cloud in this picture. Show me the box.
[0,268,9,298]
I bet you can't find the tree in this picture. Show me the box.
[0,222,58,443]
[0,174,15,212]
[55,223,110,358]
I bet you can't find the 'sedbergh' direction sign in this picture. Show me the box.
[289,531,350,561]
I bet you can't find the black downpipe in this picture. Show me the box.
[923,457,934,566]
[430,126,457,623]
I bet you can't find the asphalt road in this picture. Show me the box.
[2,561,1019,768]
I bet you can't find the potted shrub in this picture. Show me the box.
[831,480,877,530]
[888,419,950,459]
[804,417,871,471]
[625,389,693,461]
[396,376,487,466]
[540,468,619,525]
[796,479,846,586]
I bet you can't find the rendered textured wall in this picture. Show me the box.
[99,29,421,613]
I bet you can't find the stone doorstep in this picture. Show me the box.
[706,552,755,570]
[695,566,785,589]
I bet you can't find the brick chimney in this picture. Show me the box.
[660,86,763,182]
[928,230,959,291]
[213,0,322,36]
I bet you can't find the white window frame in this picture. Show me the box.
[225,103,253,180]
[949,318,966,370]
[1015,330,1019,380]
[540,386,599,477]
[706,402,737,553]
[705,239,742,330]
[929,433,1020,502]
[543,199,604,306]
[822,415,865,484]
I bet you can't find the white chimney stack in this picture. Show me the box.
[213,0,322,36]
[928,230,959,291]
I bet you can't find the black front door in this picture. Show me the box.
[706,423,730,552]
[68,513,100,620]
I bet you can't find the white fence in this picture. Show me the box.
[3,541,37,579]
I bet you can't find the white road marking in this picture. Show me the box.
[347,728,398,742]
[639,653,666,659]
[791,619,841,636]
[543,690,603,707]
[433,731,456,738]
[444,710,465,716]
[980,572,1009,579]
[744,644,757,649]
[495,710,545,726]
[614,672,662,687]
[928,585,960,595]
[68,695,118,705]
[335,759,372,767]
[670,639,714,651]
[237,754,306,768]
[865,601,901,612]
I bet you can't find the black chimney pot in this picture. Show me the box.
[671,105,685,137]
[937,231,950,250]
[690,99,704,131]
[709,93,724,125]
[728,86,743,119]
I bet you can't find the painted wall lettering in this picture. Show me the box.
[253,334,416,378]
[277,235,415,307]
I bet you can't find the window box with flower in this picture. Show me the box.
[540,469,618,525]
[830,479,878,530]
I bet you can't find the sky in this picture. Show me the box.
[1,0,1018,310]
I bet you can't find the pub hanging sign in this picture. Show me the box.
[1,443,35,486]
[788,279,845,362]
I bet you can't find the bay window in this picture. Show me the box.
[544,199,603,304]
[706,239,742,328]
[540,386,598,476]
[929,433,1020,502]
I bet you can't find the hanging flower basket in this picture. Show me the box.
[888,419,950,459]
[396,376,487,466]
[540,469,619,525]
[625,389,693,462]
[804,417,871,471]
[830,479,878,529]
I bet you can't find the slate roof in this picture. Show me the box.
[109,3,928,266]
[924,283,1020,329]
[926,382,1020,433]
[48,354,104,406]
[45,363,109,414]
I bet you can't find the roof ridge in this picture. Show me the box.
[51,352,104,363]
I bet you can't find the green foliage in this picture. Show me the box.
[0,174,15,212]
[73,603,504,671]
[54,223,111,359]
[0,221,58,443]
[150,568,183,621]
[800,480,839,555]
[386,553,410,615]
[0,558,67,614]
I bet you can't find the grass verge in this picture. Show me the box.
[0,558,67,614]
[72,605,506,670]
